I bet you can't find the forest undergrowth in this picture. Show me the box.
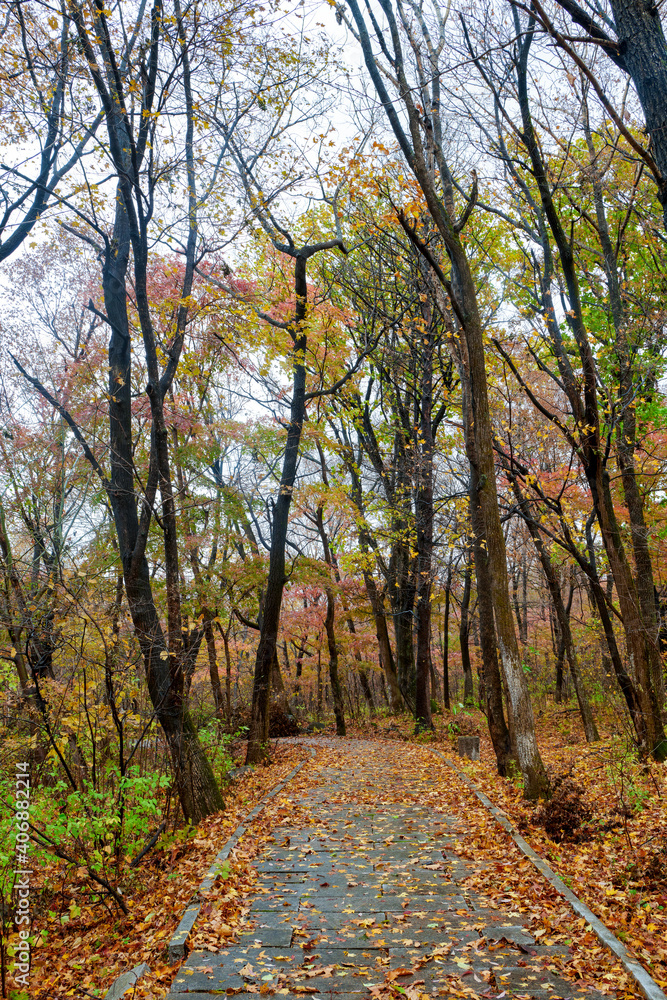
[23,743,309,1000]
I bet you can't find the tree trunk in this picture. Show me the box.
[316,647,323,718]
[364,568,403,711]
[311,464,347,735]
[392,540,417,709]
[103,190,222,823]
[555,0,667,229]
[358,668,376,714]
[429,658,439,710]
[583,101,667,724]
[325,587,346,735]
[388,431,417,707]
[247,253,315,761]
[293,630,307,703]
[222,628,232,721]
[442,562,452,711]
[204,617,223,717]
[271,646,289,712]
[595,469,667,756]
[521,554,529,645]
[55,11,227,823]
[459,557,474,706]
[246,237,345,762]
[338,430,404,714]
[0,506,38,701]
[512,566,523,646]
[583,523,646,739]
[313,444,372,720]
[465,322,548,796]
[469,470,516,776]
[553,598,566,705]
[345,0,548,797]
[414,292,435,731]
[282,641,292,684]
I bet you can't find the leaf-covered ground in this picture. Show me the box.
[164,737,649,999]
[24,743,309,999]
[17,710,666,999]
[349,710,667,993]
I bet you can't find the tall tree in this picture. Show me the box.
[239,229,347,762]
[13,0,229,821]
[342,0,549,796]
[463,6,667,757]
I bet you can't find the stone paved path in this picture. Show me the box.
[167,740,610,1000]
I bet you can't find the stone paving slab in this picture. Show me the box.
[165,995,371,1000]
[255,874,308,886]
[300,895,405,912]
[238,926,295,947]
[243,910,296,926]
[294,929,388,948]
[300,875,386,889]
[293,911,388,931]
[165,741,619,1000]
[250,901,302,913]
[255,861,338,873]
[299,882,386,897]
[387,887,465,900]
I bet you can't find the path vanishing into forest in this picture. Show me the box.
[164,740,641,1000]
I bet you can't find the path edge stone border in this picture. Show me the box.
[432,749,666,1000]
[103,961,150,999]
[166,747,317,963]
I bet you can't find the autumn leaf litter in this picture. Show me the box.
[27,720,666,1000]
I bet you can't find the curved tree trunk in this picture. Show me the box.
[584,525,645,738]
[105,189,222,823]
[510,26,666,760]
[245,318,304,760]
[556,0,667,231]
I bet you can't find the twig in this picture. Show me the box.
[130,822,166,868]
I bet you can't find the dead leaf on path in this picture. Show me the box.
[429,944,453,959]
[297,963,335,978]
[386,967,413,979]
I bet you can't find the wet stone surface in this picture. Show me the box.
[166,741,609,999]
